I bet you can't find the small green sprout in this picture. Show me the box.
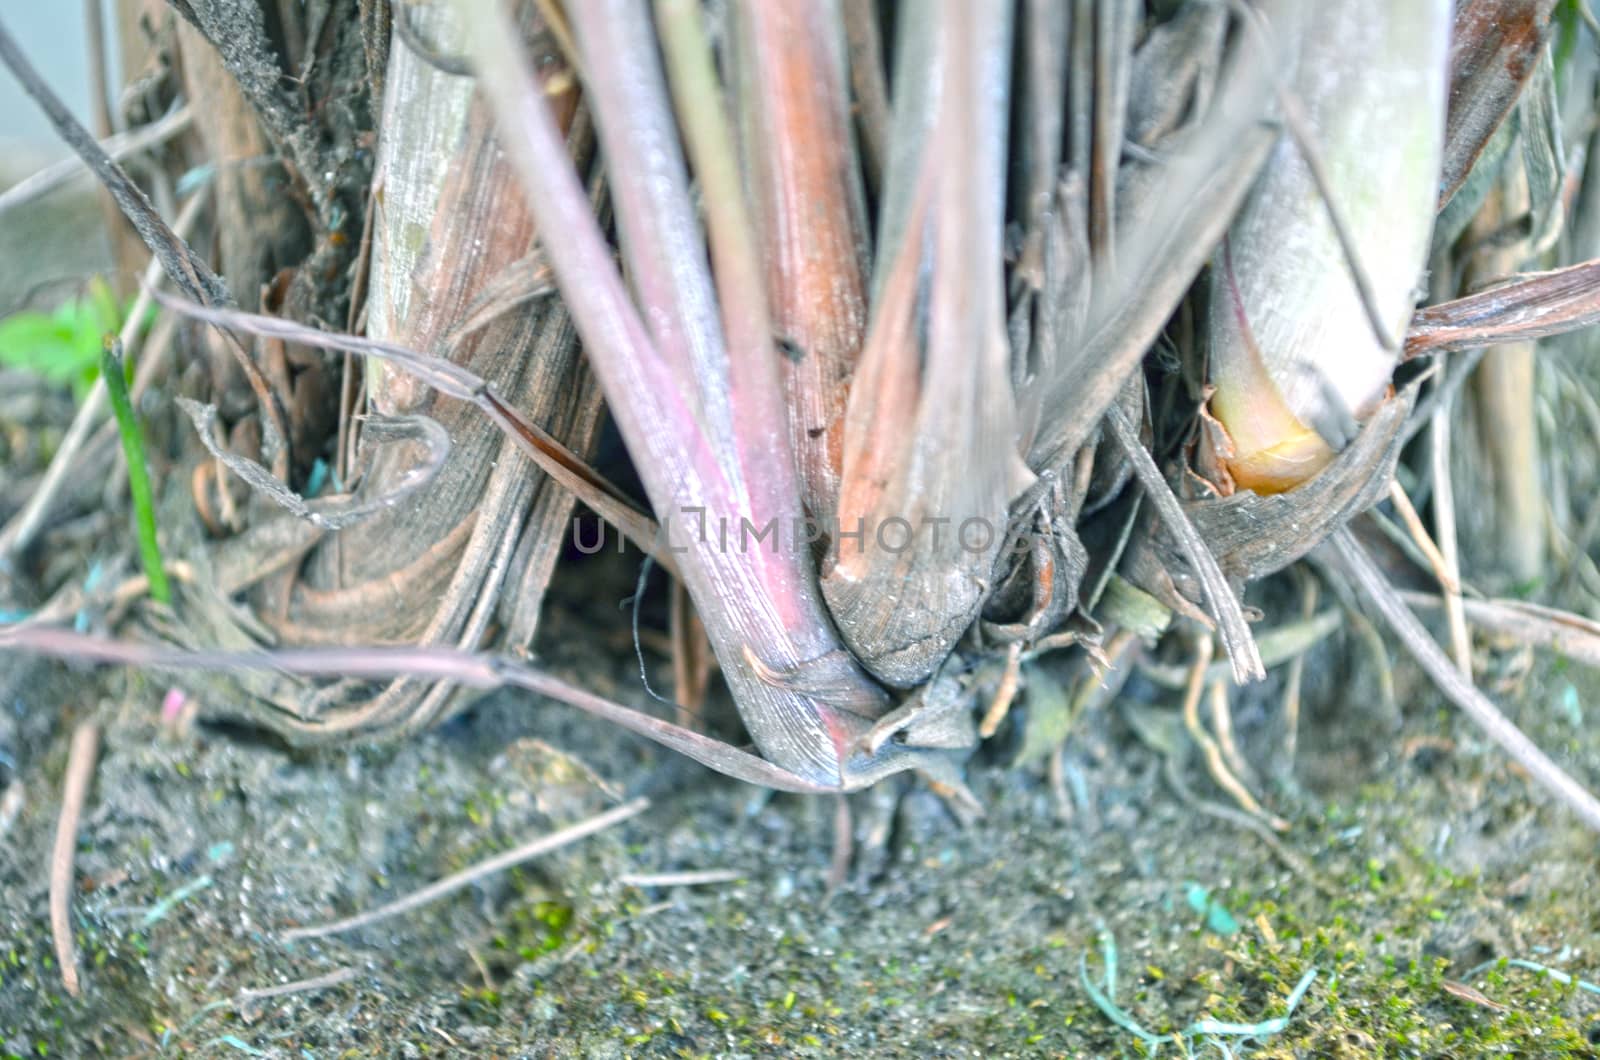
[100,337,170,604]
[0,278,149,399]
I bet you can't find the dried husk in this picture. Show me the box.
[216,3,604,739]
[1437,0,1556,210]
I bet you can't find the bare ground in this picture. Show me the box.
[1,546,1598,1059]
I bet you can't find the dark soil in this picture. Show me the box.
[2,548,1598,1058]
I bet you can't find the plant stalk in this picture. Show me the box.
[460,0,949,788]
[730,0,870,527]
[1206,0,1450,493]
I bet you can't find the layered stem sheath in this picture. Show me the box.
[732,0,871,529]
[462,0,944,788]
[1207,0,1450,493]
[823,0,1023,688]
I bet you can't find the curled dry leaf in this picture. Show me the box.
[1405,258,1600,356]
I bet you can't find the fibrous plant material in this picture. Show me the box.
[233,0,604,737]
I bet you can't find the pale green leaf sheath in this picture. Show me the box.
[1208,0,1449,493]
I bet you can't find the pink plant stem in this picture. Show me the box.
[460,0,934,787]
[732,0,870,524]
[0,625,832,793]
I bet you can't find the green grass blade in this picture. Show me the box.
[100,337,170,604]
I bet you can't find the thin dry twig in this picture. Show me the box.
[1398,590,1600,669]
[50,722,100,998]
[1333,528,1600,834]
[0,103,193,217]
[1161,756,1329,895]
[1429,398,1474,678]
[150,290,666,568]
[1105,403,1264,682]
[1134,607,1341,689]
[0,626,833,793]
[1388,480,1459,595]
[617,868,742,888]
[178,400,451,532]
[235,966,359,1008]
[1179,637,1286,831]
[978,642,1024,738]
[0,18,224,306]
[1208,678,1253,789]
[0,14,292,468]
[282,798,649,940]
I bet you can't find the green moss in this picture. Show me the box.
[457,985,502,1018]
[1192,903,1597,1054]
[498,898,575,961]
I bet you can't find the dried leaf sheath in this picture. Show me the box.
[343,27,579,597]
[462,0,954,788]
[1404,258,1600,356]
[824,1,1023,688]
[246,3,601,736]
[824,10,938,573]
[1437,0,1555,210]
[732,0,870,528]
